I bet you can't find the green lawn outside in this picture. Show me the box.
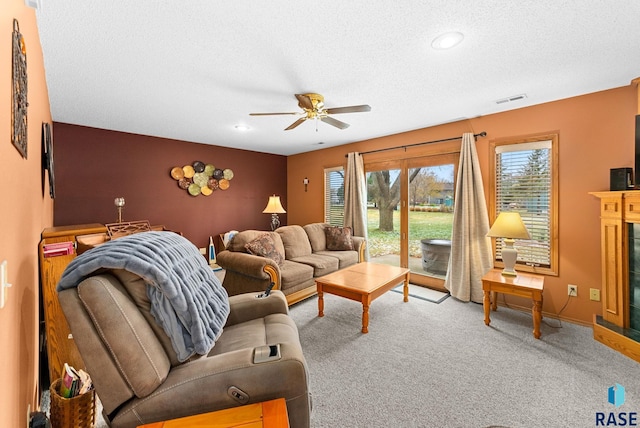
[367,208,453,257]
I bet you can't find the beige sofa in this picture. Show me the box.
[217,223,366,305]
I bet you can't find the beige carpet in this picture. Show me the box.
[290,290,640,427]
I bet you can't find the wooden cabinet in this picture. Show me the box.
[591,191,627,326]
[590,191,640,363]
[39,224,107,383]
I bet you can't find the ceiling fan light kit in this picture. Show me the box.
[250,93,371,131]
[431,31,464,50]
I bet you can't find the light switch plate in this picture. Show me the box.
[0,260,12,309]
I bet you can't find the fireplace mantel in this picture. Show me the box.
[590,190,640,363]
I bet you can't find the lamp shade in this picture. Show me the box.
[263,195,286,214]
[487,212,531,239]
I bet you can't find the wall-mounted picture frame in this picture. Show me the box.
[12,19,28,159]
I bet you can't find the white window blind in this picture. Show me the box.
[495,140,552,268]
[324,166,345,226]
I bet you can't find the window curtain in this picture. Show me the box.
[444,133,493,302]
[344,152,369,260]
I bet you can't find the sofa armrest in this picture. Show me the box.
[217,249,282,297]
[225,290,288,326]
[352,236,367,262]
[217,250,280,280]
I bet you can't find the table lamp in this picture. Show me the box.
[114,197,125,223]
[263,195,286,231]
[487,212,531,276]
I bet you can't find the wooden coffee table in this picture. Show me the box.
[315,262,410,333]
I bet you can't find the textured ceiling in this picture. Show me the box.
[36,1,640,156]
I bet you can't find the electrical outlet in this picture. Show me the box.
[199,247,207,255]
[568,284,578,296]
[590,288,601,301]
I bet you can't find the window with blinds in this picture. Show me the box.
[324,166,345,226]
[492,134,558,275]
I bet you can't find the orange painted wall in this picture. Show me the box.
[0,2,53,427]
[287,84,637,325]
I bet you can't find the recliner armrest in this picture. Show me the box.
[225,290,288,327]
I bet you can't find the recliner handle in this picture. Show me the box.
[227,386,249,404]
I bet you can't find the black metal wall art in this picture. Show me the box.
[42,123,55,198]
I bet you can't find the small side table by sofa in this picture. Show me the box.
[481,268,545,339]
[136,398,289,427]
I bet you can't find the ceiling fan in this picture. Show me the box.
[250,93,371,131]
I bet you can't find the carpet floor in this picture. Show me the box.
[289,291,640,428]
[44,290,640,428]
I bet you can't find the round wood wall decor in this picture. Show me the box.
[170,161,234,196]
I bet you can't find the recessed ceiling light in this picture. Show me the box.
[234,124,250,131]
[431,32,464,50]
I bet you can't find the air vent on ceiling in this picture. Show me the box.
[495,94,527,105]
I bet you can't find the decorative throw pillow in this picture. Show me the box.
[245,233,285,266]
[325,226,354,251]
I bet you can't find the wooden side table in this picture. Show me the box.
[481,268,545,339]
[137,398,289,427]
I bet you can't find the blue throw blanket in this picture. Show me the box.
[57,231,230,362]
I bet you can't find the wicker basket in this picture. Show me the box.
[49,378,96,428]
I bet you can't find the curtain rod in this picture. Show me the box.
[346,131,487,157]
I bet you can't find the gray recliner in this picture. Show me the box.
[58,268,311,427]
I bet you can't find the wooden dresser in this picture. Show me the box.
[39,223,107,383]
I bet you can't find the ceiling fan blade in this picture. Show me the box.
[321,116,350,130]
[295,94,314,110]
[285,117,307,130]
[249,112,299,116]
[325,104,372,114]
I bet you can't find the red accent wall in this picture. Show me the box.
[53,123,287,249]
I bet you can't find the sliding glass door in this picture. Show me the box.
[366,167,403,268]
[367,154,458,289]
[407,156,456,288]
